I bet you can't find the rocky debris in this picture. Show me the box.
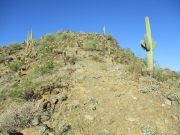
[125,116,137,122]
[167,92,180,104]
[165,99,172,105]
[84,96,98,111]
[171,114,180,122]
[39,124,51,135]
[58,121,71,135]
[67,103,78,110]
[57,94,68,102]
[40,112,51,123]
[89,104,96,110]
[84,114,94,121]
[31,117,40,126]
[103,129,110,134]
[141,124,156,135]
[138,77,159,93]
[114,93,122,97]
[7,129,23,135]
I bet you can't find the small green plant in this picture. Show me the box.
[58,121,71,134]
[83,40,98,51]
[9,43,22,50]
[7,59,23,72]
[141,124,156,135]
[91,55,104,62]
[39,124,50,135]
[34,60,54,75]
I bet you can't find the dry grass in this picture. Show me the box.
[0,102,36,132]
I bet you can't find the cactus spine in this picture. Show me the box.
[140,16,156,71]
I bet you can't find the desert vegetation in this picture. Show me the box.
[0,29,179,135]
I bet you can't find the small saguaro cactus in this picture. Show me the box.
[140,16,156,72]
[26,30,34,55]
[102,25,106,34]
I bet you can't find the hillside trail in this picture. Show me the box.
[51,58,179,134]
[21,57,179,135]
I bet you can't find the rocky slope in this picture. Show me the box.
[0,31,179,135]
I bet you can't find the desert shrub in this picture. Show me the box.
[42,34,56,42]
[141,124,156,135]
[82,40,98,51]
[113,48,137,65]
[0,90,6,101]
[0,102,36,132]
[9,87,23,98]
[96,44,106,52]
[167,92,180,104]
[91,55,104,62]
[7,59,24,72]
[57,31,71,40]
[34,60,54,75]
[58,121,71,134]
[152,68,179,82]
[0,55,13,63]
[128,59,147,75]
[9,43,22,50]
[138,76,159,93]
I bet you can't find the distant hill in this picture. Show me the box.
[0,31,179,135]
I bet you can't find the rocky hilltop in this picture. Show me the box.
[0,31,179,135]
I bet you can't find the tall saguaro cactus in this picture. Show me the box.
[140,16,156,71]
[26,30,34,55]
[102,25,106,34]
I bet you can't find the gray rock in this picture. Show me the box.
[39,101,51,112]
[104,129,110,134]
[40,113,51,122]
[67,103,78,110]
[89,104,96,111]
[57,94,68,102]
[39,124,51,135]
[167,92,180,104]
[51,97,58,105]
[32,117,40,126]
[84,115,94,121]
[165,99,172,105]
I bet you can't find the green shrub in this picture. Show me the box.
[9,88,23,98]
[8,60,24,72]
[34,60,54,75]
[43,34,56,42]
[91,55,104,62]
[57,31,70,40]
[152,68,179,82]
[141,124,156,135]
[9,43,22,50]
[58,121,71,134]
[128,58,146,75]
[83,40,98,51]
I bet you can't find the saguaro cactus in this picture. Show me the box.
[26,30,34,55]
[102,25,106,34]
[140,16,156,71]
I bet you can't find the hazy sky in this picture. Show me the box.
[0,0,180,71]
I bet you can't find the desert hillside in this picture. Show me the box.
[0,31,179,135]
